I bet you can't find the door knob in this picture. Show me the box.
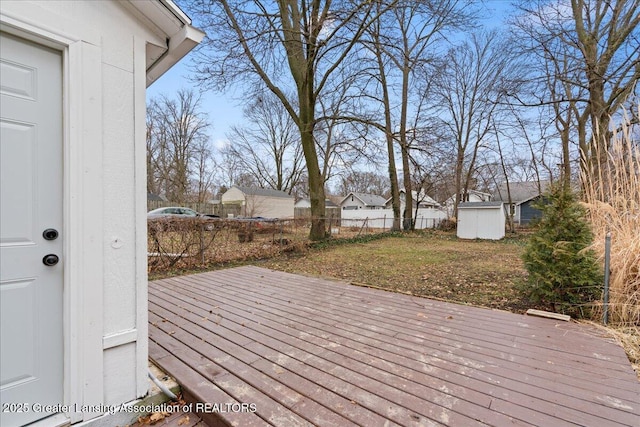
[43,228,59,240]
[43,254,59,266]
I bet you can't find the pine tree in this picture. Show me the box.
[522,185,602,317]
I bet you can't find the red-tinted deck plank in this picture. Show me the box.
[206,268,638,392]
[153,274,632,426]
[149,266,640,427]
[152,280,535,426]
[164,272,636,403]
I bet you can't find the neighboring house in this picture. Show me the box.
[340,192,387,210]
[294,198,340,218]
[457,202,506,240]
[0,2,203,427]
[493,180,550,225]
[221,185,295,218]
[385,189,441,211]
[444,189,492,217]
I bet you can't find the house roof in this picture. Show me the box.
[458,201,504,209]
[341,192,387,207]
[232,185,293,199]
[493,180,550,203]
[445,189,492,204]
[386,189,440,207]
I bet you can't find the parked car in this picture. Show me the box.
[147,207,218,230]
[147,207,200,218]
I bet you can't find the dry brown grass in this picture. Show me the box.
[581,108,639,378]
[261,232,535,313]
[582,107,640,327]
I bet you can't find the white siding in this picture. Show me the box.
[341,208,446,229]
[249,196,294,218]
[294,199,311,208]
[0,1,195,424]
[221,186,247,204]
[341,195,367,210]
[457,205,505,240]
[222,187,295,218]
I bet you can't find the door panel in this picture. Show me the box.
[1,119,36,244]
[0,32,64,427]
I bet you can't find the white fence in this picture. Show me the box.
[339,208,447,230]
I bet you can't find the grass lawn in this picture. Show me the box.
[260,231,540,314]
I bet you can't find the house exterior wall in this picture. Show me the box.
[341,194,368,210]
[0,1,176,424]
[520,200,543,225]
[222,187,295,218]
[294,199,311,209]
[221,186,247,205]
[445,192,491,218]
[246,196,295,218]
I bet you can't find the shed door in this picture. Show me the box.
[0,32,64,426]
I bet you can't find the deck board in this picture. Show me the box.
[149,266,640,427]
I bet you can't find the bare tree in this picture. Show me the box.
[513,0,640,179]
[433,30,518,219]
[192,137,217,203]
[315,77,376,190]
[146,89,212,203]
[224,93,305,194]
[360,0,473,230]
[336,171,390,196]
[190,0,386,240]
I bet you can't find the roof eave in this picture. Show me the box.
[146,23,204,87]
[127,0,205,88]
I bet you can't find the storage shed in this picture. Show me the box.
[0,1,203,426]
[221,185,295,218]
[457,202,506,240]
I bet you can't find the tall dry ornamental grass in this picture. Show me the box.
[582,108,640,326]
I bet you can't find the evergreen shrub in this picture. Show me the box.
[522,185,602,317]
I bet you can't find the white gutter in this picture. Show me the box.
[131,0,205,87]
[146,23,205,87]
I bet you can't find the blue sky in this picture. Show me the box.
[146,1,515,149]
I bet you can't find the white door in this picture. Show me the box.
[0,32,64,426]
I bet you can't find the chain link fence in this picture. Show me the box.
[147,216,401,273]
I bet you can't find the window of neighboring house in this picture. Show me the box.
[510,204,516,215]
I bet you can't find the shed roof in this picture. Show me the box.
[458,201,504,209]
[232,185,293,199]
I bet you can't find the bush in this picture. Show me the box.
[521,184,602,317]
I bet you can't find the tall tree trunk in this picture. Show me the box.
[400,61,413,230]
[299,82,327,240]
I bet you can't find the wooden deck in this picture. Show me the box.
[149,266,640,427]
